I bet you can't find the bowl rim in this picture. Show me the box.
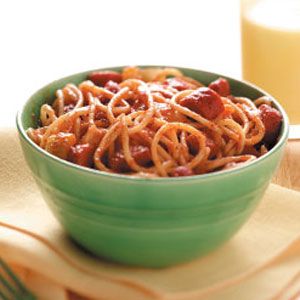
[16,65,289,182]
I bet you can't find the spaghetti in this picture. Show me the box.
[27,66,283,177]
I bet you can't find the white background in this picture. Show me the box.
[0,0,240,127]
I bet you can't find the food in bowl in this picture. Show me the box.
[27,66,282,178]
[17,66,288,267]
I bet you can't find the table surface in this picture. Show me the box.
[273,141,300,192]
[0,0,240,127]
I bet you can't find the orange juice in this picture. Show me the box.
[241,0,300,124]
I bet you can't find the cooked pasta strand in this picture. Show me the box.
[27,66,282,177]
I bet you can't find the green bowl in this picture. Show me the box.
[16,66,289,268]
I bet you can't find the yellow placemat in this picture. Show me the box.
[1,128,300,300]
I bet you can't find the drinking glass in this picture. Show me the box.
[241,0,300,126]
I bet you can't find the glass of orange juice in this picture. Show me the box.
[241,0,300,125]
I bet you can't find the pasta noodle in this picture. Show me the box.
[27,66,283,177]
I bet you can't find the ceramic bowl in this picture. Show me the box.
[16,66,289,267]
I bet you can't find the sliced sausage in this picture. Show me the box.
[171,166,194,177]
[110,145,152,172]
[259,104,282,144]
[88,71,122,87]
[69,143,94,167]
[179,87,225,120]
[209,77,230,96]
